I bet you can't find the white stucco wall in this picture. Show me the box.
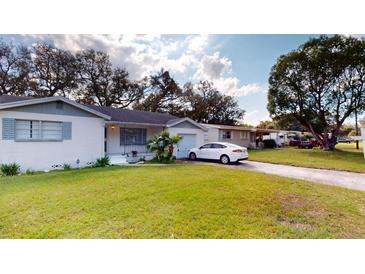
[206,127,220,142]
[167,126,206,157]
[0,110,105,171]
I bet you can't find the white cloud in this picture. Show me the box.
[194,52,264,97]
[24,34,208,80]
[215,80,263,97]
[21,34,264,97]
[344,34,365,39]
[195,52,231,79]
[244,109,259,121]
[185,35,209,54]
[243,109,271,126]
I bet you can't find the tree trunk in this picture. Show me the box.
[302,120,339,151]
[308,128,336,151]
[321,134,337,151]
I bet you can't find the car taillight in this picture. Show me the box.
[232,149,243,152]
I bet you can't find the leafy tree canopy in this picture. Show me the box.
[76,49,143,107]
[183,81,245,125]
[0,41,32,95]
[268,35,365,150]
[134,69,183,115]
[0,41,245,125]
[30,44,79,97]
[256,120,277,129]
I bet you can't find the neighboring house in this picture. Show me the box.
[0,95,207,171]
[202,123,300,148]
[203,124,257,148]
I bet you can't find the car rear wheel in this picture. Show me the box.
[220,155,230,164]
[189,152,197,161]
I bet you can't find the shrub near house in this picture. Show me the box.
[147,131,182,163]
[0,163,20,176]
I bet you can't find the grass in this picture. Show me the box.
[1,165,365,239]
[249,142,364,173]
[336,141,363,152]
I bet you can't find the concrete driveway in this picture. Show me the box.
[196,160,365,191]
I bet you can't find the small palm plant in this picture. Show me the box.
[147,131,182,163]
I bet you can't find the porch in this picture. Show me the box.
[105,122,164,164]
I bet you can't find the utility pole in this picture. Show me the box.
[355,108,359,150]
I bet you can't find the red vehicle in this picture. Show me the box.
[289,140,301,146]
[298,141,314,149]
[310,139,319,147]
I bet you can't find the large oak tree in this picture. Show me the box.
[76,49,143,107]
[268,35,365,150]
[30,44,79,97]
[0,42,32,95]
[183,81,245,125]
[134,69,184,115]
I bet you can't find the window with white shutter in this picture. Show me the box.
[15,120,63,141]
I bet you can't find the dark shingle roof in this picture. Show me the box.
[86,105,178,125]
[0,95,178,125]
[0,94,35,104]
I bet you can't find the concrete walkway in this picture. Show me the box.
[199,160,365,191]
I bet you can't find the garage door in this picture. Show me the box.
[177,134,197,159]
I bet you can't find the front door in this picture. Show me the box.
[177,134,197,159]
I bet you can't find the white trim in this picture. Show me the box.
[167,117,208,131]
[0,97,111,120]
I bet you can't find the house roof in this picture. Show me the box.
[0,95,188,126]
[87,105,178,126]
[166,117,208,131]
[0,94,34,104]
[202,123,281,133]
[0,95,111,120]
[202,123,257,132]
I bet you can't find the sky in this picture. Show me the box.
[0,34,326,125]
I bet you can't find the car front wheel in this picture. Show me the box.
[189,152,197,161]
[220,155,230,164]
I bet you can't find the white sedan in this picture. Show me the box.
[188,142,249,164]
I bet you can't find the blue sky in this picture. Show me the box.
[0,34,322,125]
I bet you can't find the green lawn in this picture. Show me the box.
[249,142,364,173]
[1,165,365,239]
[336,141,363,152]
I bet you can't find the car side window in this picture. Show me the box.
[211,144,226,149]
[200,144,212,149]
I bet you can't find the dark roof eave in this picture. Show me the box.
[106,121,167,127]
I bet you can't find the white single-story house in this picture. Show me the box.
[0,95,207,171]
[201,124,300,148]
[202,124,257,148]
